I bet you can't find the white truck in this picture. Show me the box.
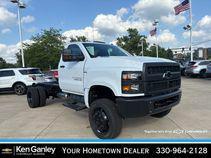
[27,42,182,139]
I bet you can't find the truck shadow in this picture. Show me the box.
[123,116,160,129]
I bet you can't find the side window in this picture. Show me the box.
[67,44,83,56]
[86,46,95,56]
[0,70,15,77]
[199,61,210,65]
[62,44,84,62]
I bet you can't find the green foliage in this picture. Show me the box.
[14,27,174,70]
[16,28,65,70]
[16,29,89,70]
[116,28,173,59]
[0,57,17,69]
[117,28,148,56]
[184,52,199,61]
[70,36,88,42]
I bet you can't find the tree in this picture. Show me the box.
[166,48,174,60]
[116,28,148,56]
[116,28,174,59]
[0,57,16,69]
[16,28,65,70]
[69,36,88,42]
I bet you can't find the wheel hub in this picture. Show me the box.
[93,108,109,134]
[15,85,24,94]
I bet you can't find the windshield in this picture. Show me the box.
[83,43,129,58]
[19,69,42,75]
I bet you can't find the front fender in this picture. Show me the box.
[84,79,120,107]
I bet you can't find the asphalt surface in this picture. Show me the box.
[0,77,211,139]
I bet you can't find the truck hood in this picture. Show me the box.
[86,56,175,70]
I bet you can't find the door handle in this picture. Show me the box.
[60,65,65,68]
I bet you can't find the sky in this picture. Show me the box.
[1,0,211,63]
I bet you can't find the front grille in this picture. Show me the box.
[145,79,181,92]
[147,65,180,75]
[143,62,181,95]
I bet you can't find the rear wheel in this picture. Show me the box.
[89,98,122,139]
[199,69,207,78]
[27,87,40,108]
[14,83,26,95]
[37,86,47,106]
[151,109,171,118]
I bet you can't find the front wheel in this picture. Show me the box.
[89,98,122,139]
[151,109,171,118]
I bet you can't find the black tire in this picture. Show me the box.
[13,83,27,95]
[37,86,47,106]
[27,87,40,108]
[89,98,122,139]
[199,70,207,78]
[151,109,171,118]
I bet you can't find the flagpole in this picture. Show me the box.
[156,34,158,58]
[189,0,193,61]
[155,21,159,58]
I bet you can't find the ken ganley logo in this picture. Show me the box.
[15,146,56,156]
[1,148,13,154]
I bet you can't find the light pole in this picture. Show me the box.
[138,37,144,56]
[153,20,159,58]
[183,24,193,61]
[140,37,145,56]
[11,0,26,67]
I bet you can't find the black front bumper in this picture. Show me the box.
[116,90,181,118]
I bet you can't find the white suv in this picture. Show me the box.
[185,60,211,77]
[0,68,46,95]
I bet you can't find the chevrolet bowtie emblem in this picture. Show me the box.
[163,71,172,79]
[1,148,13,154]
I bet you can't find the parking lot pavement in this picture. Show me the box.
[0,77,211,139]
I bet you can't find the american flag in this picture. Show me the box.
[174,0,190,15]
[150,28,157,36]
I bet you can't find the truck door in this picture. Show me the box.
[59,44,85,95]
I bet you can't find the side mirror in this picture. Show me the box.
[62,49,84,62]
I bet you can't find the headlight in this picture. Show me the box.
[122,73,141,80]
[122,71,142,94]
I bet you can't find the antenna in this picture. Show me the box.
[92,23,95,41]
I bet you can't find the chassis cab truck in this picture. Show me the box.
[27,42,181,139]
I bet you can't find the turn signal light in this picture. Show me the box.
[122,85,131,91]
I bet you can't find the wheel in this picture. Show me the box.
[199,70,207,78]
[27,87,40,108]
[37,86,47,106]
[151,109,171,118]
[89,98,122,139]
[184,72,190,77]
[13,83,27,95]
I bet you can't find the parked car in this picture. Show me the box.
[44,69,58,81]
[0,68,46,95]
[206,63,211,77]
[44,75,57,82]
[185,60,211,77]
